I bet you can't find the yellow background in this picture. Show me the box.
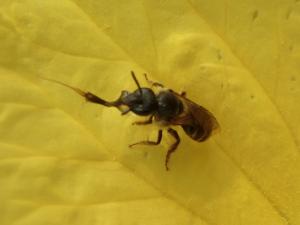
[0,0,299,224]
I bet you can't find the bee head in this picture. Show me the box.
[121,88,158,116]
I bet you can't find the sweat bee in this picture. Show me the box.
[42,71,219,170]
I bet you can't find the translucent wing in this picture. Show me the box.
[171,91,219,142]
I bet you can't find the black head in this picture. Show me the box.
[121,88,158,115]
[119,71,158,116]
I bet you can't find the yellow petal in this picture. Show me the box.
[0,0,299,225]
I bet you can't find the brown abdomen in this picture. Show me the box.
[182,124,211,142]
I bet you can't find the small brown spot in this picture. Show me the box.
[286,9,292,19]
[143,151,148,158]
[250,94,255,99]
[217,49,223,61]
[291,76,296,81]
[252,10,259,21]
[289,44,294,52]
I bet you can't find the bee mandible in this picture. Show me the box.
[41,71,219,170]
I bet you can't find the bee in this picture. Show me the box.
[41,71,219,170]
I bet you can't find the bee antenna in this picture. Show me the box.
[131,71,142,96]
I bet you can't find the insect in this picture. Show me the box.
[41,71,219,170]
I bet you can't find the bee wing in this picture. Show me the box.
[188,98,219,128]
[171,91,219,141]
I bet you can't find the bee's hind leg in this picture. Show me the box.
[129,129,163,147]
[165,128,180,171]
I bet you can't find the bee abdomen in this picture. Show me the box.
[182,125,210,142]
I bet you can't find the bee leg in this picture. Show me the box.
[165,128,180,171]
[129,129,162,148]
[144,73,164,88]
[132,115,153,125]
